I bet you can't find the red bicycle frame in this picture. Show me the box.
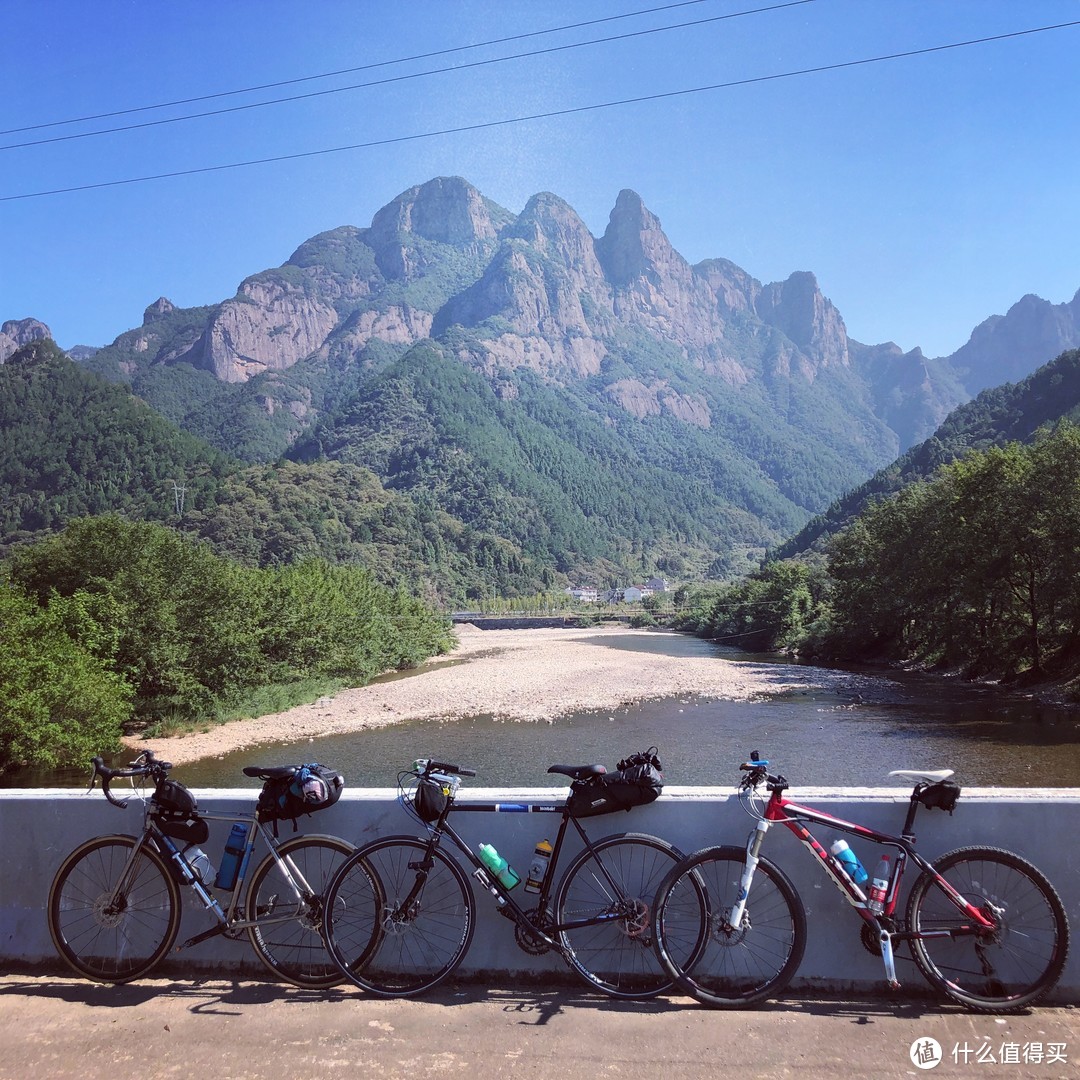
[730,785,998,988]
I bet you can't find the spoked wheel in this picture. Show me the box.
[907,846,1069,1013]
[48,834,181,983]
[323,836,475,997]
[652,845,806,1008]
[246,834,356,988]
[555,832,706,999]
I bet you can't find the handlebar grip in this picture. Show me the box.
[429,760,476,778]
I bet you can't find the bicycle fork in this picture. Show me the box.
[729,819,770,930]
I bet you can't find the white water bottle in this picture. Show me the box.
[831,839,868,885]
[868,855,891,915]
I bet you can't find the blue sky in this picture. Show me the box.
[4,0,1079,358]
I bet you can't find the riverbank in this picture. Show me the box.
[122,625,881,766]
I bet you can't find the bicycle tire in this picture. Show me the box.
[48,833,182,983]
[246,833,357,988]
[554,831,706,999]
[906,845,1069,1013]
[652,844,806,1008]
[323,835,475,997]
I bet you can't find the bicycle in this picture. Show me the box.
[47,750,362,986]
[321,756,707,999]
[651,751,1070,1013]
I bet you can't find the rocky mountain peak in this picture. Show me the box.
[595,189,682,288]
[370,176,501,247]
[758,271,849,368]
[142,297,176,325]
[948,289,1080,395]
[508,192,606,281]
[0,317,51,363]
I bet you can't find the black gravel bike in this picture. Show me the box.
[651,751,1070,1013]
[322,757,707,999]
[47,750,359,986]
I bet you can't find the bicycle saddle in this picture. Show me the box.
[547,763,607,780]
[888,768,954,785]
[243,765,299,780]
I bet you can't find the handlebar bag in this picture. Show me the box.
[156,779,198,816]
[413,776,449,823]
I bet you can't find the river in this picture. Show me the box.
[7,632,1080,790]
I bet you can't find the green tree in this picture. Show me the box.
[0,584,131,770]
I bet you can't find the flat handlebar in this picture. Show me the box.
[414,758,477,778]
[739,751,788,793]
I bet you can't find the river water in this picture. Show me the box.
[8,632,1080,790]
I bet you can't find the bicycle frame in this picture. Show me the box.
[734,788,998,987]
[115,809,328,951]
[412,797,647,951]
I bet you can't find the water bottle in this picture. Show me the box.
[831,839,868,885]
[186,847,215,887]
[478,843,520,890]
[868,855,891,915]
[524,839,553,894]
[214,823,248,891]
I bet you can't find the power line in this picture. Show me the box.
[0,1,769,136]
[4,18,1077,204]
[0,1,816,151]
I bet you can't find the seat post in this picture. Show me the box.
[901,788,921,841]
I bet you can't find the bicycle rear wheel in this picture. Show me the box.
[906,846,1069,1013]
[555,831,705,999]
[323,835,475,997]
[652,845,806,1008]
[48,834,181,983]
[246,834,356,988]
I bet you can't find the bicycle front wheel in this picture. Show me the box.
[554,831,705,999]
[323,835,475,997]
[48,834,181,983]
[652,845,806,1008]
[907,846,1069,1013]
[246,834,355,988]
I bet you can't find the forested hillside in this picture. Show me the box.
[679,419,1080,691]
[0,339,233,542]
[778,348,1080,558]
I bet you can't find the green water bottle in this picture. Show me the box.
[478,843,520,890]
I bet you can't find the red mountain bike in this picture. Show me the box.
[651,752,1069,1012]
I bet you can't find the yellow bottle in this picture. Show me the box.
[524,839,553,893]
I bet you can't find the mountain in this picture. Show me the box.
[0,318,50,363]
[777,347,1080,558]
[12,177,1080,587]
[0,339,549,599]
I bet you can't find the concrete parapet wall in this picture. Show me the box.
[3,787,1078,1001]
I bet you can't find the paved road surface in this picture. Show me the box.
[1,973,1076,1080]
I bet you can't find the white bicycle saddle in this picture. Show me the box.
[888,768,954,785]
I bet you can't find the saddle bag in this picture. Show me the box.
[566,747,664,818]
[256,763,345,834]
[918,779,961,815]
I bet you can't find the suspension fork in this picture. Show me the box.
[729,819,771,928]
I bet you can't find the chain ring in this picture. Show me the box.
[514,907,555,956]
